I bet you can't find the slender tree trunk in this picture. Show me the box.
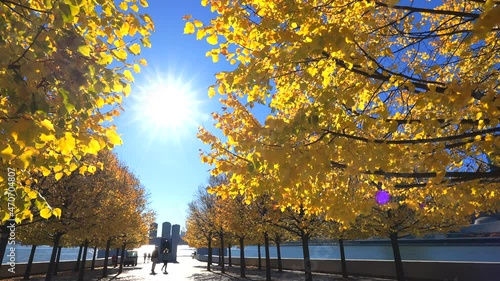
[45,233,62,281]
[276,239,282,272]
[390,232,405,281]
[102,239,111,277]
[220,232,225,273]
[78,239,89,281]
[301,234,312,281]
[91,245,97,270]
[118,243,126,274]
[74,244,83,271]
[207,235,212,271]
[239,237,246,278]
[0,224,10,267]
[23,245,37,280]
[257,243,262,270]
[53,246,62,276]
[339,239,348,278]
[264,232,271,281]
[228,244,232,267]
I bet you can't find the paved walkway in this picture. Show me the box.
[7,256,396,281]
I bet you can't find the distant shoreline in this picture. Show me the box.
[281,237,500,246]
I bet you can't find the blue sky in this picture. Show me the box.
[112,0,225,235]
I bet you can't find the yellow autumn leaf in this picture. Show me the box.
[78,45,91,56]
[41,167,51,177]
[40,207,52,219]
[87,139,101,154]
[113,81,124,92]
[123,70,134,82]
[96,97,105,108]
[59,132,76,154]
[129,43,141,55]
[133,64,141,73]
[193,20,203,28]
[79,165,87,174]
[119,1,128,10]
[106,129,123,145]
[55,172,64,181]
[40,119,55,131]
[27,190,38,199]
[208,86,216,98]
[123,83,132,96]
[52,208,62,219]
[184,22,195,34]
[1,145,15,160]
[97,52,113,65]
[113,49,128,61]
[87,165,97,173]
[207,33,218,45]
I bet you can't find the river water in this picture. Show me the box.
[3,241,500,264]
[230,243,500,262]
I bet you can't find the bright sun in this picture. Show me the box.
[130,71,201,142]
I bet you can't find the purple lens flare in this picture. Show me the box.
[375,190,391,205]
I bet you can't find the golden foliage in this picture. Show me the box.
[0,0,153,222]
[192,0,499,224]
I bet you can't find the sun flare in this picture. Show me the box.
[130,71,202,142]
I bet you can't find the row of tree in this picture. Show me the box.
[185,175,477,281]
[183,1,499,280]
[1,1,155,278]
[1,0,153,222]
[1,151,155,281]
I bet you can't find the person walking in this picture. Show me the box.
[150,246,159,274]
[161,248,169,274]
[147,253,151,263]
[143,252,147,263]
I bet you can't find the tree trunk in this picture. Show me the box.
[78,239,89,281]
[118,243,126,274]
[276,239,282,272]
[339,239,348,278]
[264,232,271,281]
[220,232,225,273]
[91,245,97,270]
[53,247,62,276]
[239,237,246,278]
[228,244,232,267]
[102,239,111,278]
[301,234,312,281]
[207,235,212,271]
[23,245,37,280]
[45,233,62,281]
[257,243,262,270]
[390,232,405,281]
[74,244,83,271]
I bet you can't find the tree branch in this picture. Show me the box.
[321,127,499,147]
[374,2,481,19]
[330,160,500,181]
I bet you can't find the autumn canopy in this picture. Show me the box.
[187,0,499,223]
[0,0,153,222]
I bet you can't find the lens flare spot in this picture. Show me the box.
[375,190,391,205]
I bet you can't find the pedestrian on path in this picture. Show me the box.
[161,248,169,274]
[147,252,151,263]
[150,246,159,274]
[143,252,147,263]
